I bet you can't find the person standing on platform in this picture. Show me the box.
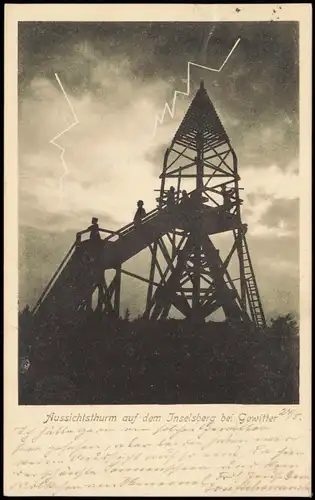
[181,190,191,207]
[220,185,234,212]
[88,217,101,242]
[167,186,176,206]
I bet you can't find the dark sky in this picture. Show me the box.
[18,21,299,319]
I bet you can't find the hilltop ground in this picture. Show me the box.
[18,313,299,405]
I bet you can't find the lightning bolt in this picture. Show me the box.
[153,37,241,138]
[50,73,79,195]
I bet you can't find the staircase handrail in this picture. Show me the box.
[31,242,76,315]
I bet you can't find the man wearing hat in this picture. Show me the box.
[88,217,101,241]
[133,200,146,227]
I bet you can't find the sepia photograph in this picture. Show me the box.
[18,20,300,406]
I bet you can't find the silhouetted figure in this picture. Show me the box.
[180,190,192,231]
[88,217,101,241]
[220,185,234,212]
[181,189,191,209]
[21,304,31,318]
[181,190,191,206]
[134,200,146,226]
[167,186,176,206]
[220,185,243,214]
[190,189,207,206]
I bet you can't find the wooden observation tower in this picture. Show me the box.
[144,80,265,326]
[31,81,266,330]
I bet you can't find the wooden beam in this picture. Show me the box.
[121,268,159,287]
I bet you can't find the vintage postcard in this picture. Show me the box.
[4,3,312,496]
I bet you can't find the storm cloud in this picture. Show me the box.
[18,21,299,320]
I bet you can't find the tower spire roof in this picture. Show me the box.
[172,82,229,153]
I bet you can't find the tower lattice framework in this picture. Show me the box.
[144,81,266,327]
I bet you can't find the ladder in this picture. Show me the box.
[241,235,266,329]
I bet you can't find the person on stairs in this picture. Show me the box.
[88,217,101,242]
[134,200,146,227]
[167,186,176,206]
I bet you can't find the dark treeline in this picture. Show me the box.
[18,307,299,405]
